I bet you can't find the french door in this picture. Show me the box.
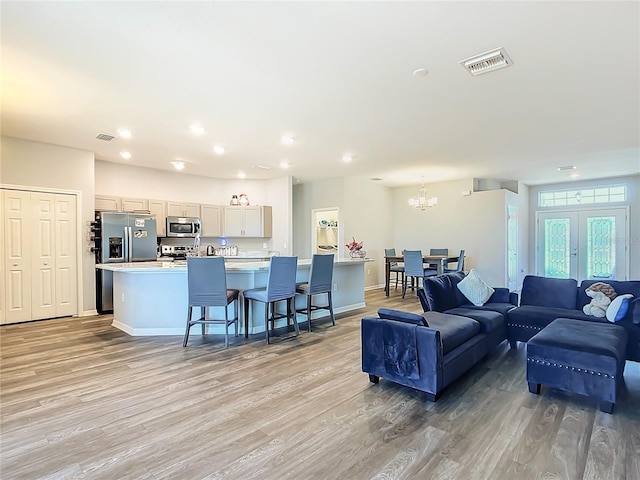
[536,208,628,281]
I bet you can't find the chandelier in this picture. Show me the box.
[408,177,438,210]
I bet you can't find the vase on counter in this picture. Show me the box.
[349,249,366,259]
[230,195,239,205]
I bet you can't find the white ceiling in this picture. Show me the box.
[2,1,639,187]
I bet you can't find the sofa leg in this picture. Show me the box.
[509,339,518,349]
[425,392,440,402]
[599,401,614,414]
[528,382,541,394]
[368,374,379,384]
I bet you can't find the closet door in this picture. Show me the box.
[55,194,77,316]
[2,190,32,323]
[31,193,56,320]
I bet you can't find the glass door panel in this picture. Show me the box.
[537,209,627,281]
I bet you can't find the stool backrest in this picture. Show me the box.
[403,250,424,277]
[429,248,448,256]
[266,256,298,301]
[308,254,334,294]
[456,249,465,271]
[187,257,228,306]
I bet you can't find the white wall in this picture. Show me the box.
[293,177,396,288]
[1,136,96,313]
[528,174,640,280]
[95,160,293,254]
[390,178,528,287]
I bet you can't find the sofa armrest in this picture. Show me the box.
[361,317,442,392]
[509,291,520,306]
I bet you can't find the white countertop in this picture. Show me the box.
[97,257,372,273]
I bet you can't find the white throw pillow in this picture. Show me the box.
[457,269,495,307]
[606,294,634,322]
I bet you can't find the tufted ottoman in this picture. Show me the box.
[526,317,627,413]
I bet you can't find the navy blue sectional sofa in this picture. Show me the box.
[361,272,639,402]
[507,275,640,362]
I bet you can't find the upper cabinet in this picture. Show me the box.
[121,197,149,212]
[148,199,166,237]
[95,195,121,212]
[167,202,200,218]
[223,206,272,237]
[200,204,222,237]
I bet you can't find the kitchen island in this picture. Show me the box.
[96,258,372,337]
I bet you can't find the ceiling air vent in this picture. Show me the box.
[96,133,117,141]
[251,165,271,170]
[460,47,513,76]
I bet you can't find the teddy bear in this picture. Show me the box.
[583,282,617,318]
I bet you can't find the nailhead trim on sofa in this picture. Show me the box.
[509,323,542,331]
[526,357,615,379]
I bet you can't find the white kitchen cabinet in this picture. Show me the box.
[223,206,272,237]
[167,202,200,217]
[148,199,166,237]
[95,195,121,211]
[2,189,78,324]
[121,197,149,212]
[200,204,222,237]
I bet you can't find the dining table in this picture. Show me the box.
[384,254,459,296]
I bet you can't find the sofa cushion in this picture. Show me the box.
[464,302,516,317]
[520,276,578,309]
[423,312,481,354]
[445,307,504,333]
[528,318,627,375]
[457,269,495,306]
[507,305,594,331]
[422,275,459,312]
[378,308,428,326]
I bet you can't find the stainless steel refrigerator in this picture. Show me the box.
[94,212,157,313]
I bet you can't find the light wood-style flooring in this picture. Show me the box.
[1,288,639,479]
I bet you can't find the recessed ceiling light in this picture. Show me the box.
[280,161,290,169]
[570,172,580,179]
[281,134,295,145]
[117,129,132,138]
[171,161,185,170]
[190,124,205,135]
[412,68,429,77]
[342,153,353,163]
[213,145,225,155]
[119,151,131,159]
[237,171,246,179]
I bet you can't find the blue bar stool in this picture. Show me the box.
[243,256,299,344]
[184,257,240,348]
[296,254,336,332]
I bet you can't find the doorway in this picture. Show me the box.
[536,208,628,281]
[311,207,341,256]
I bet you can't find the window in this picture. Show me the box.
[538,185,626,207]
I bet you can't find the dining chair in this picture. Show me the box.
[444,249,465,273]
[402,250,431,299]
[385,248,405,290]
[184,257,240,348]
[243,256,299,344]
[423,248,448,277]
[295,254,335,332]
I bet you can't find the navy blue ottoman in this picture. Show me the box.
[526,318,627,413]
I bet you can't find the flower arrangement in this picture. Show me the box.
[346,237,366,258]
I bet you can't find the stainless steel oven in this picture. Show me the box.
[166,216,201,237]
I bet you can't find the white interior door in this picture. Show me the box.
[2,190,32,323]
[507,205,519,291]
[55,194,77,316]
[32,192,57,319]
[537,208,628,281]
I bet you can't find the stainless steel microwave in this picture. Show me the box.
[166,216,201,237]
